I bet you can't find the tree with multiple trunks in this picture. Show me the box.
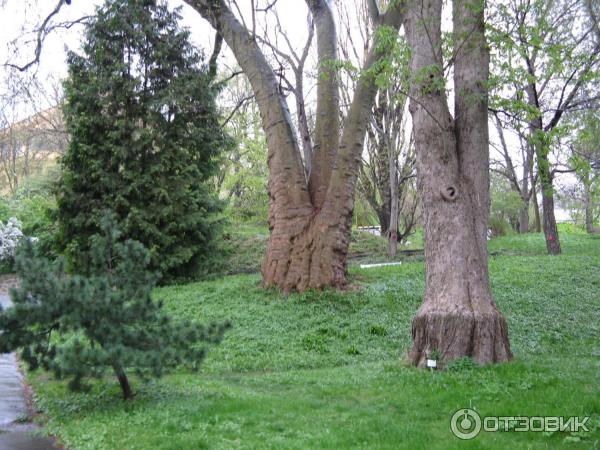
[184,0,406,292]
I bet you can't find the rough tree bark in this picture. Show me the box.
[187,0,404,291]
[405,0,511,365]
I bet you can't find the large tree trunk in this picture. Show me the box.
[405,0,511,366]
[186,0,405,291]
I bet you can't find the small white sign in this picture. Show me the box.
[426,359,437,369]
[359,262,403,269]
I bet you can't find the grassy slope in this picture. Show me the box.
[221,225,425,275]
[30,231,599,449]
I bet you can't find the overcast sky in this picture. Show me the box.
[0,0,311,83]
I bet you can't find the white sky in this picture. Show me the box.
[0,1,311,83]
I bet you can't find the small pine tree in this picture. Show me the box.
[0,213,230,400]
[58,0,232,281]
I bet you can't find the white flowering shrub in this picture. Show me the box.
[0,217,25,262]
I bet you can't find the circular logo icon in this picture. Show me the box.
[450,408,482,440]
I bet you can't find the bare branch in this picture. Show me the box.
[3,0,69,72]
[256,0,279,13]
[221,94,255,127]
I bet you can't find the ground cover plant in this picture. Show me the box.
[25,229,600,449]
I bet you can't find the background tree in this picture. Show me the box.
[490,113,538,233]
[57,0,232,281]
[488,0,600,254]
[567,109,600,232]
[335,0,419,256]
[0,214,229,400]
[0,74,67,195]
[489,172,525,236]
[404,0,511,365]
[218,76,269,223]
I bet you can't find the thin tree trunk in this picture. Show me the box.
[525,82,561,252]
[112,363,133,400]
[519,200,530,234]
[404,0,511,366]
[388,141,399,258]
[537,146,561,254]
[518,157,531,234]
[519,138,535,233]
[541,183,561,253]
[531,174,542,232]
[583,174,593,233]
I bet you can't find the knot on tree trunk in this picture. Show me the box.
[440,185,458,202]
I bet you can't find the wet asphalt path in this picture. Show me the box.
[0,293,56,450]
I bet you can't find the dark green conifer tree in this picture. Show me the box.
[0,213,230,400]
[58,0,231,281]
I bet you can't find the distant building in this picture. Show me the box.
[0,106,67,193]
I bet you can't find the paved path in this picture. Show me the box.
[0,283,56,450]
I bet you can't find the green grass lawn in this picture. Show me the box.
[29,230,599,449]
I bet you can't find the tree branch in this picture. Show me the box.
[3,0,69,72]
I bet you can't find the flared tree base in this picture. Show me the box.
[409,305,512,367]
